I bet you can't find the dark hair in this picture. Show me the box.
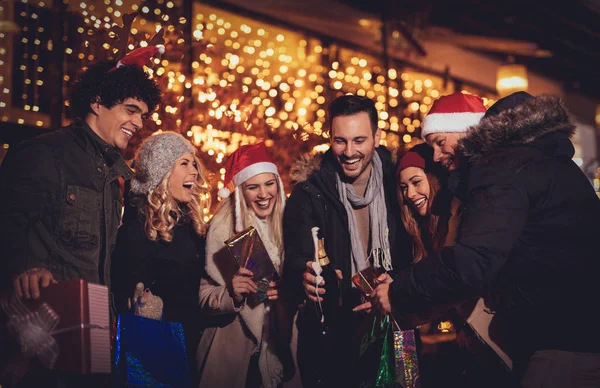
[398,171,448,262]
[69,62,162,120]
[327,95,378,134]
[396,143,450,262]
[485,91,533,119]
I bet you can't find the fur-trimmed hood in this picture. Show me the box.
[458,95,576,165]
[290,152,322,183]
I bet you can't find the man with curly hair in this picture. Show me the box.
[0,60,161,303]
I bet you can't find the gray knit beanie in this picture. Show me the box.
[130,131,196,195]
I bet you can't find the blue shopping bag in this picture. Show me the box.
[114,313,191,388]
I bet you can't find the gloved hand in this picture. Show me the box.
[128,282,163,320]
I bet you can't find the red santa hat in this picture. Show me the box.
[421,93,486,140]
[218,142,286,232]
[112,45,165,71]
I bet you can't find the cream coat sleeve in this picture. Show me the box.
[199,276,242,315]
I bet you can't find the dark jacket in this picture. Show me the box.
[284,146,412,304]
[283,146,412,387]
[391,96,600,359]
[111,204,205,382]
[0,120,133,291]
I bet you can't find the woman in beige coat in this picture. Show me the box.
[197,142,291,388]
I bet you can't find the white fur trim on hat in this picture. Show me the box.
[234,185,244,233]
[218,187,231,199]
[277,177,286,209]
[232,162,279,186]
[421,112,485,140]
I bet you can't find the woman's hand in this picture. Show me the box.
[371,274,394,314]
[353,273,393,314]
[231,267,257,304]
[266,279,281,301]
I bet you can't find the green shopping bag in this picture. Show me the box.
[357,314,396,388]
[357,314,421,388]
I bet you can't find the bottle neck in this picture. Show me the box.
[317,238,330,267]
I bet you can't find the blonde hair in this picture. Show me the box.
[397,171,448,263]
[139,153,211,242]
[213,174,284,251]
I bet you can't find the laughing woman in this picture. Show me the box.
[197,142,290,388]
[397,143,455,262]
[396,143,467,387]
[111,131,211,386]
[396,143,515,388]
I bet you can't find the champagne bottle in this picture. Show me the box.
[316,238,340,336]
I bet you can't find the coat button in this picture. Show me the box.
[69,193,76,201]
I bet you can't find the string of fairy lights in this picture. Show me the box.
[1,0,53,126]
[1,0,500,214]
[146,4,496,166]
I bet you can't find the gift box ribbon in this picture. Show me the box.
[1,295,60,369]
[1,295,110,370]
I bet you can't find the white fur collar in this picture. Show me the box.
[205,205,235,286]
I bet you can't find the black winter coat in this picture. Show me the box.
[111,205,205,326]
[283,146,412,387]
[390,96,600,361]
[283,146,412,305]
[0,120,133,291]
[111,204,205,382]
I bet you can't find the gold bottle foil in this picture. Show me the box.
[317,238,330,267]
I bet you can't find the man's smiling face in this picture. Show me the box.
[330,111,381,182]
[426,132,464,172]
[92,98,149,150]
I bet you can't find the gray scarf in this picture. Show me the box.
[336,151,392,275]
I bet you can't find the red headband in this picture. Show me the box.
[397,150,426,175]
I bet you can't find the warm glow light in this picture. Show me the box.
[496,64,528,97]
[40,4,500,215]
[358,19,371,27]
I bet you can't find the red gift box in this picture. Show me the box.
[16,279,111,374]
